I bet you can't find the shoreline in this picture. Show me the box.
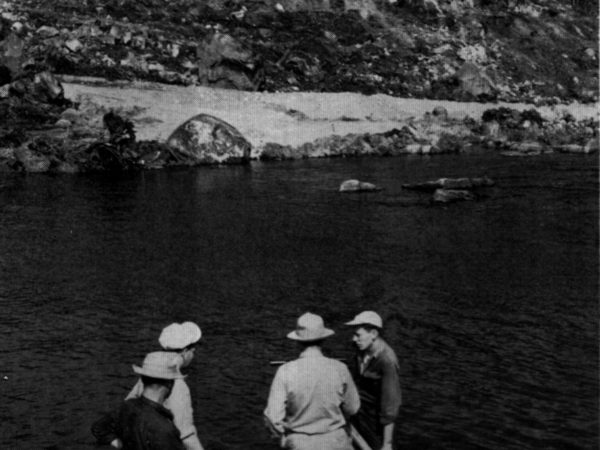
[0,74,597,173]
[61,77,599,152]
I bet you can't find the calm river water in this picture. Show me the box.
[0,152,597,450]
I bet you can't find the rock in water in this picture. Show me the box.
[402,176,494,191]
[14,147,50,173]
[339,179,381,192]
[433,189,475,203]
[584,137,599,154]
[167,114,251,165]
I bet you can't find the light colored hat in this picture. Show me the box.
[132,351,186,380]
[345,311,383,329]
[158,322,202,350]
[287,312,335,342]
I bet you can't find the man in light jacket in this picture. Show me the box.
[264,312,360,450]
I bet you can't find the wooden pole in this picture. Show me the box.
[269,358,346,366]
[350,424,373,450]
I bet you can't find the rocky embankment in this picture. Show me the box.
[1,0,597,103]
[0,0,597,172]
[0,73,596,173]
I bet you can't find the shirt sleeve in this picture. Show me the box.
[91,408,119,445]
[379,357,402,424]
[340,364,361,416]
[264,366,287,436]
[167,380,198,441]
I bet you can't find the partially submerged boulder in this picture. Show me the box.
[167,114,251,165]
[402,176,494,192]
[14,146,51,173]
[339,179,381,193]
[433,188,475,203]
[500,141,547,157]
[584,137,599,154]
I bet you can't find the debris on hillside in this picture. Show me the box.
[0,1,596,172]
[0,0,596,103]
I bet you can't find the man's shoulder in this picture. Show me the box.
[376,340,400,365]
[282,355,348,371]
[170,378,191,397]
[124,397,173,421]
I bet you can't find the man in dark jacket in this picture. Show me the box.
[346,311,402,450]
[92,351,186,450]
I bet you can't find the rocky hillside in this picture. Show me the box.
[0,0,598,104]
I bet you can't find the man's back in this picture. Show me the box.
[265,350,360,435]
[118,397,185,450]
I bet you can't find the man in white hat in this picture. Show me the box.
[91,351,186,450]
[264,312,360,450]
[345,311,402,450]
[124,322,204,450]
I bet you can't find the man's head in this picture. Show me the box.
[158,322,202,368]
[140,375,175,396]
[345,311,383,352]
[133,351,185,398]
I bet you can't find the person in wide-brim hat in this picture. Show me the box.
[125,322,205,450]
[91,351,187,450]
[132,351,186,380]
[286,312,335,342]
[264,312,360,450]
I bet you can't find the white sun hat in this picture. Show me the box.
[132,351,186,379]
[345,311,383,329]
[287,312,335,342]
[158,322,202,350]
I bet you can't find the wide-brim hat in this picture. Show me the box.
[287,312,335,342]
[345,311,383,329]
[159,322,202,350]
[133,351,186,380]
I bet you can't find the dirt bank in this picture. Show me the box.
[62,77,599,151]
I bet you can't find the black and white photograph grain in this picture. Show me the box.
[0,0,597,449]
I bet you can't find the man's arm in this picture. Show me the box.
[341,364,361,416]
[380,423,395,450]
[167,381,204,450]
[91,408,119,445]
[263,366,287,437]
[379,358,402,449]
[182,434,204,450]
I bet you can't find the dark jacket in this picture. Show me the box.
[350,339,402,449]
[92,397,185,450]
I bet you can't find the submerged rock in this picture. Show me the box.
[167,114,251,164]
[584,137,599,154]
[402,176,494,191]
[553,144,586,154]
[501,141,547,156]
[433,188,475,203]
[339,179,381,193]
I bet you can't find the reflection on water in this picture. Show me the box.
[0,153,597,449]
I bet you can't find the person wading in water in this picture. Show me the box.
[123,322,205,450]
[91,351,186,450]
[345,311,402,450]
[264,312,361,450]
